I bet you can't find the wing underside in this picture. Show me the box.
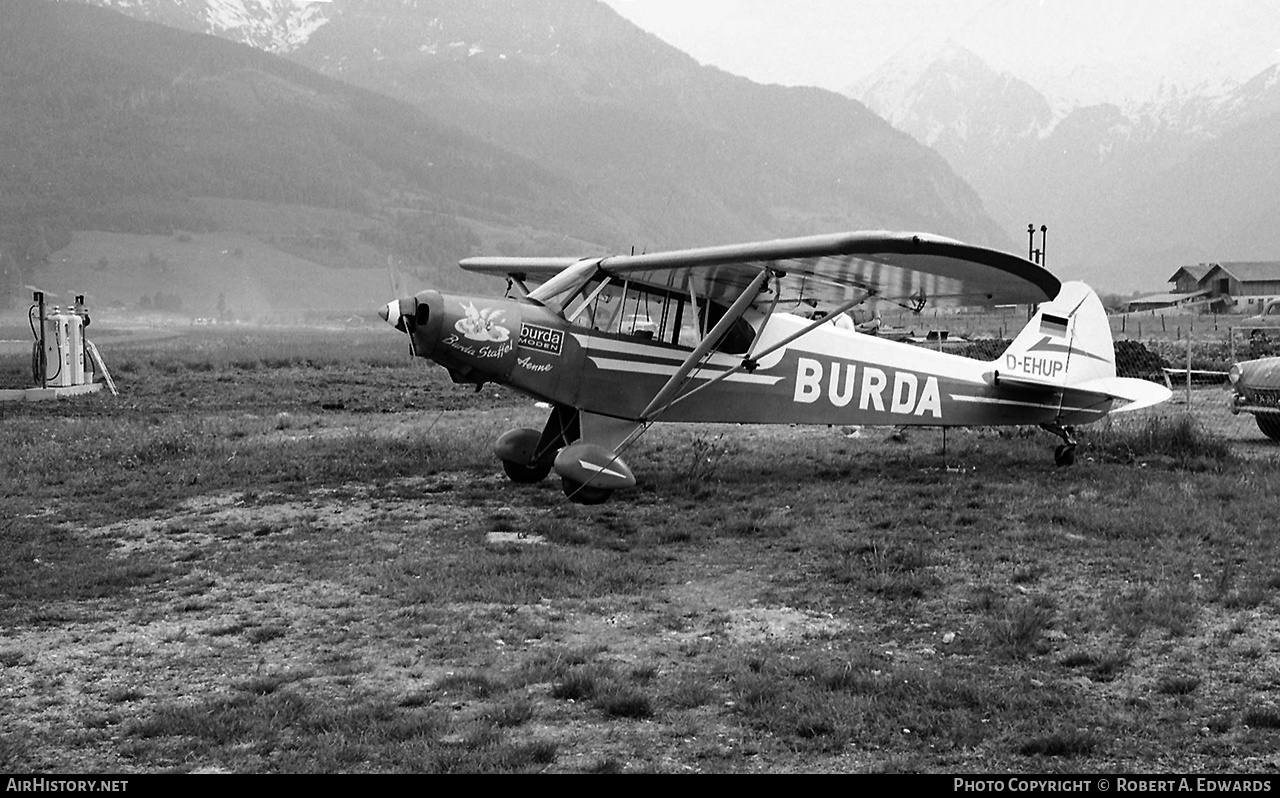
[461,231,1060,316]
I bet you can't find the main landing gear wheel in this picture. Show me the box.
[561,478,613,505]
[502,459,552,484]
[495,425,565,485]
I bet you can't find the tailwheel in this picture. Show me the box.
[1041,423,1078,467]
[1054,444,1077,467]
[561,478,613,505]
[502,459,552,484]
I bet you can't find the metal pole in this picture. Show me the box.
[1185,336,1192,409]
[35,290,47,389]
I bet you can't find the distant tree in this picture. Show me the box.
[1099,293,1125,312]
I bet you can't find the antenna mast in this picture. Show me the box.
[1027,223,1048,267]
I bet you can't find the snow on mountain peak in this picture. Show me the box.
[200,0,332,52]
[71,0,333,53]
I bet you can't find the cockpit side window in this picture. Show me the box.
[550,270,757,353]
[699,300,756,354]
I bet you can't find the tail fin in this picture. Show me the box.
[995,282,1171,413]
[996,281,1116,389]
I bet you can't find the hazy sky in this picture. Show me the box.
[601,0,1280,105]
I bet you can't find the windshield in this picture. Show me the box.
[526,258,601,313]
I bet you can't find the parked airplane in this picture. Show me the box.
[381,231,1170,503]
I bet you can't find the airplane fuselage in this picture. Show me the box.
[411,290,1112,429]
[380,231,1175,502]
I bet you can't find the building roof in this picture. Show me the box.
[1126,289,1210,308]
[1168,264,1212,283]
[1204,262,1280,283]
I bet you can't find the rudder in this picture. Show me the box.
[996,281,1116,388]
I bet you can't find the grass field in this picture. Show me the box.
[2,325,1280,773]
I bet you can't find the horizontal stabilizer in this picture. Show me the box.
[990,371,1061,391]
[1073,377,1172,413]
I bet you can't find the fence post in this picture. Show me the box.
[1186,336,1192,409]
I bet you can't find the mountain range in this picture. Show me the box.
[851,39,1280,292]
[21,0,1266,299]
[3,0,1009,313]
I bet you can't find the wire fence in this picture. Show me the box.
[1109,323,1279,451]
[898,306,1280,454]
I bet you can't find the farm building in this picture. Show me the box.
[1199,262,1280,312]
[1169,265,1212,293]
[1126,262,1280,313]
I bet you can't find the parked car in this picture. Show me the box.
[1229,356,1280,440]
[1243,299,1280,343]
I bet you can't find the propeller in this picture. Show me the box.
[379,296,422,356]
[386,255,405,298]
[382,255,423,355]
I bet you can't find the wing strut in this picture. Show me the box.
[742,272,784,363]
[506,277,529,298]
[652,291,873,418]
[748,292,873,367]
[587,285,874,496]
[639,268,770,421]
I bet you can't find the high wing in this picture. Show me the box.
[460,231,1060,315]
[460,257,581,289]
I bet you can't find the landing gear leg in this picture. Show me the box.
[1040,423,1078,467]
[494,405,580,484]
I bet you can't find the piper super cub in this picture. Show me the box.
[380,231,1171,504]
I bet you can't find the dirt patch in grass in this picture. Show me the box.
[4,328,1280,773]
